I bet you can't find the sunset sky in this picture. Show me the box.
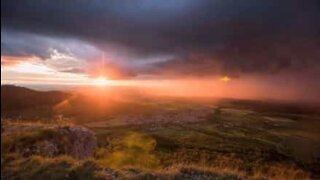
[1,0,320,102]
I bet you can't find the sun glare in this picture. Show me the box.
[220,76,231,82]
[93,77,110,86]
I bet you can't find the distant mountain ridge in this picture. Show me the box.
[1,85,70,112]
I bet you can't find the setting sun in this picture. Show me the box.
[93,77,110,86]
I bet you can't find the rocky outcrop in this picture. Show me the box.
[56,126,97,159]
[36,140,59,157]
[3,124,97,159]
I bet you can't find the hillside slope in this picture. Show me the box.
[1,85,70,117]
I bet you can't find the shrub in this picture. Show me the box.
[96,132,160,169]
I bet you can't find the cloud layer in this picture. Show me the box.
[1,0,320,81]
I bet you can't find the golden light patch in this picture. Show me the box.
[220,76,231,82]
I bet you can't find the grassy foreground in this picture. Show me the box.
[2,99,320,179]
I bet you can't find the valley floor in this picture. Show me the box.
[2,99,320,179]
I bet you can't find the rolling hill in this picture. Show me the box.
[1,85,70,117]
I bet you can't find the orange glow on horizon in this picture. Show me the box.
[1,56,315,102]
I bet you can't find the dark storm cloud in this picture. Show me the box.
[1,29,51,59]
[1,0,320,76]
